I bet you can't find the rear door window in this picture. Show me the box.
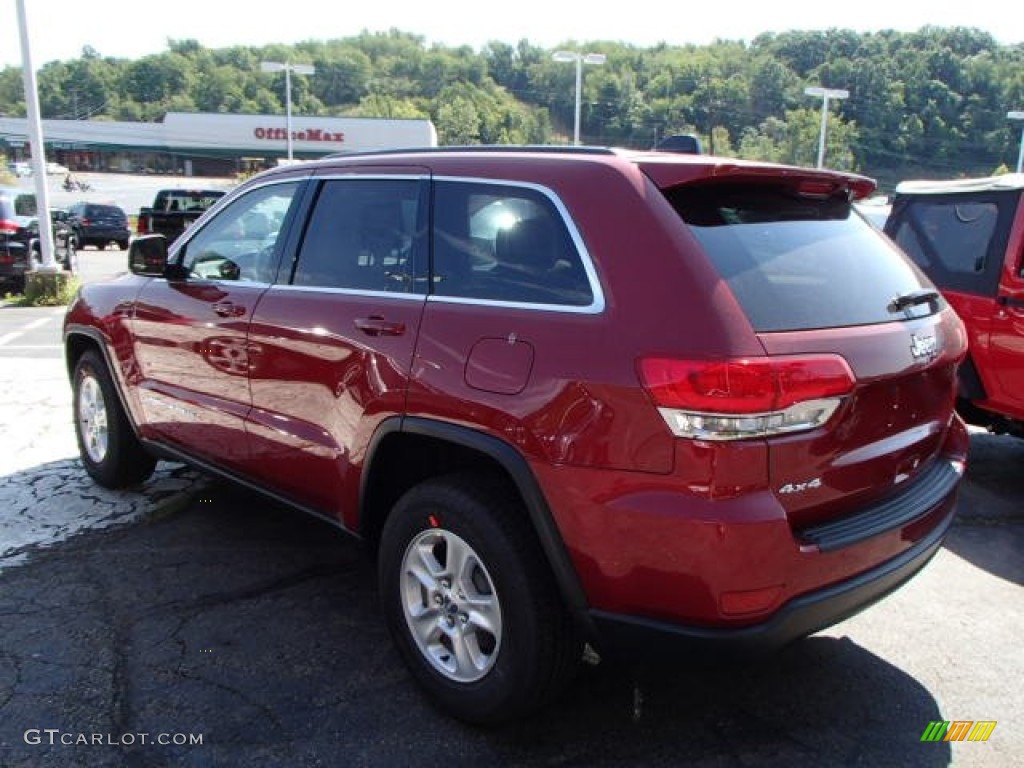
[667,184,935,332]
[886,191,1018,296]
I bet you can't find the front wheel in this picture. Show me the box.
[378,474,580,724]
[73,349,156,488]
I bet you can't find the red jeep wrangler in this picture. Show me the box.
[886,175,1024,436]
[65,147,968,723]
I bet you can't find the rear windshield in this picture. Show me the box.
[0,192,37,217]
[156,191,224,212]
[666,184,935,332]
[85,204,125,219]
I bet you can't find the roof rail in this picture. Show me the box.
[323,145,619,160]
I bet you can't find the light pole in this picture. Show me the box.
[552,51,606,146]
[805,85,849,169]
[1008,111,1024,174]
[16,0,56,272]
[260,61,315,161]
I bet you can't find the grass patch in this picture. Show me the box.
[22,271,80,306]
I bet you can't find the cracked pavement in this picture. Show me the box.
[1,356,201,571]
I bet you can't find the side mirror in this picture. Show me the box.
[129,234,170,276]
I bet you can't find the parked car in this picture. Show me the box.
[854,198,891,230]
[7,161,32,178]
[64,147,969,723]
[0,186,38,291]
[653,133,703,154]
[66,202,131,250]
[29,208,77,272]
[885,174,1024,437]
[136,188,227,245]
[0,191,76,291]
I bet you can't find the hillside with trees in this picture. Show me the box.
[1,26,1022,188]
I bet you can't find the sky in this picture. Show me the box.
[2,0,1022,70]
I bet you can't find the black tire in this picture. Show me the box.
[72,349,157,488]
[63,239,78,272]
[379,474,581,724]
[117,239,130,251]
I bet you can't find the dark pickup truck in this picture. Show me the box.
[136,188,226,243]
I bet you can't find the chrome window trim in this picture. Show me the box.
[265,284,426,301]
[429,175,606,315]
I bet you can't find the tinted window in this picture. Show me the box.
[431,181,593,307]
[2,192,38,217]
[84,204,126,220]
[292,179,423,293]
[668,184,935,332]
[180,181,300,282]
[886,191,1018,296]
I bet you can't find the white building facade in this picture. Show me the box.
[0,112,437,177]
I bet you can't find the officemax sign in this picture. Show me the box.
[253,127,345,143]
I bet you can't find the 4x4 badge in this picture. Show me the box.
[910,333,938,361]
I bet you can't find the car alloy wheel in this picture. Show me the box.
[400,527,502,683]
[72,350,156,488]
[77,371,109,464]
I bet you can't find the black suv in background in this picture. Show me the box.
[66,202,131,250]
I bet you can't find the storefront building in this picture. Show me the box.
[0,112,437,177]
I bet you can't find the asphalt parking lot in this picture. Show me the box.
[0,259,1021,766]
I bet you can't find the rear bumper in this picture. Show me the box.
[590,498,954,658]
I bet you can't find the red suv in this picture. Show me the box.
[886,175,1024,437]
[64,147,968,723]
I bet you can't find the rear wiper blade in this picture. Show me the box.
[888,289,940,313]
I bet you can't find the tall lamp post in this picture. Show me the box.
[16,0,56,271]
[260,61,315,161]
[1008,111,1024,174]
[552,51,606,146]
[804,85,849,169]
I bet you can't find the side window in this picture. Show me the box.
[431,181,593,307]
[180,182,299,283]
[292,179,422,293]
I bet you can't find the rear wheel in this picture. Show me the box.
[379,474,580,724]
[73,349,156,488]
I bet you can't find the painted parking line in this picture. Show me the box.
[0,312,65,346]
[0,345,64,350]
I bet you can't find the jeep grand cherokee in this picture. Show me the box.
[64,147,968,723]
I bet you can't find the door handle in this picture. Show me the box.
[211,301,246,318]
[354,315,406,337]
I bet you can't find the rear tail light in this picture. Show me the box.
[639,355,856,441]
[137,216,149,235]
[0,219,19,233]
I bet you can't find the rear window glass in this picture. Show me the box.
[666,184,934,332]
[2,192,37,216]
[885,191,1018,296]
[85,204,125,219]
